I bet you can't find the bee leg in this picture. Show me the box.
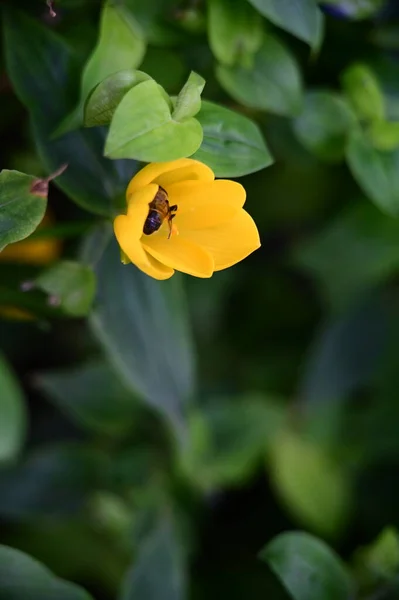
[167,214,178,239]
[169,205,178,212]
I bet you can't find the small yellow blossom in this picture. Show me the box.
[0,215,60,321]
[0,216,61,266]
[0,306,35,321]
[114,159,260,280]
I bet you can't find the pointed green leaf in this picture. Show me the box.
[293,91,357,162]
[120,517,186,600]
[56,0,146,136]
[0,545,93,600]
[89,233,194,435]
[269,429,350,537]
[192,100,273,177]
[84,69,152,127]
[341,63,385,123]
[83,2,145,103]
[172,71,205,122]
[3,8,133,217]
[368,120,399,152]
[105,79,203,161]
[260,532,354,600]
[247,0,324,50]
[34,261,96,317]
[0,170,46,252]
[346,129,399,216]
[208,0,263,67]
[355,528,399,584]
[0,354,27,463]
[217,34,303,116]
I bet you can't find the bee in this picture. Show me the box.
[143,186,178,239]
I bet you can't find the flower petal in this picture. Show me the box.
[0,237,60,265]
[186,209,261,270]
[155,163,214,188]
[143,235,214,278]
[125,183,159,225]
[115,217,174,280]
[114,184,174,280]
[127,159,213,198]
[139,253,175,280]
[167,180,246,230]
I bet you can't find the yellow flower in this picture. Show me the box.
[114,159,260,280]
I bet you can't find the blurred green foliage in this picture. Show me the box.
[2,0,399,599]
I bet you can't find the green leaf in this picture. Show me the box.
[295,203,399,310]
[3,8,134,217]
[208,0,263,67]
[0,545,93,600]
[120,517,186,600]
[35,362,138,435]
[269,429,350,537]
[56,0,146,136]
[105,79,203,161]
[124,0,188,46]
[247,0,324,50]
[181,395,285,490]
[216,34,303,116]
[259,532,354,600]
[192,100,273,177]
[5,520,129,596]
[172,71,205,122]
[293,91,356,162]
[355,527,399,584]
[34,260,96,317]
[0,170,46,252]
[89,233,194,435]
[368,120,399,152]
[0,354,26,463]
[346,129,399,216]
[84,69,152,127]
[0,444,107,518]
[83,2,145,102]
[341,63,385,123]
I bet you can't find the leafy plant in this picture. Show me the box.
[1,0,399,599]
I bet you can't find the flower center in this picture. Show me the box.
[143,186,178,239]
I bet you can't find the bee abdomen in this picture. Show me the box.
[143,210,162,235]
